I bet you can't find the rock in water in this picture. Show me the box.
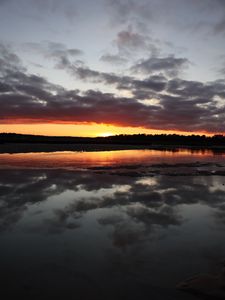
[177,264,225,299]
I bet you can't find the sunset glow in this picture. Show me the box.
[1,2,225,298]
[0,149,223,169]
[0,0,225,136]
[98,132,114,137]
[0,123,214,137]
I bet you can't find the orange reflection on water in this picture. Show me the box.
[0,149,224,169]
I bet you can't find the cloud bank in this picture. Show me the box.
[0,44,225,133]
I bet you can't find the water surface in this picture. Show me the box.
[0,149,225,299]
[0,148,224,169]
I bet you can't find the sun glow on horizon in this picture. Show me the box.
[97,132,114,137]
[0,123,217,137]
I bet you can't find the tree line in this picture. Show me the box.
[0,133,225,147]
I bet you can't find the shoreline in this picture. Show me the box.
[0,143,225,154]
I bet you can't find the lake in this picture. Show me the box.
[0,149,225,299]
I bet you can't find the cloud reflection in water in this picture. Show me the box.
[0,166,225,299]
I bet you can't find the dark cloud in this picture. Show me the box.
[114,26,158,55]
[55,55,167,94]
[0,43,25,75]
[131,56,189,77]
[0,44,225,133]
[46,41,82,56]
[100,53,128,65]
[100,24,160,66]
[69,61,125,84]
[25,41,83,69]
[0,82,12,93]
[132,75,167,97]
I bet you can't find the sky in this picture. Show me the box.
[0,0,225,137]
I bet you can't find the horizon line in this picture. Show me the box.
[1,132,224,139]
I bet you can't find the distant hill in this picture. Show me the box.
[0,132,225,147]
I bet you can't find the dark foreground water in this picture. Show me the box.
[0,149,225,299]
